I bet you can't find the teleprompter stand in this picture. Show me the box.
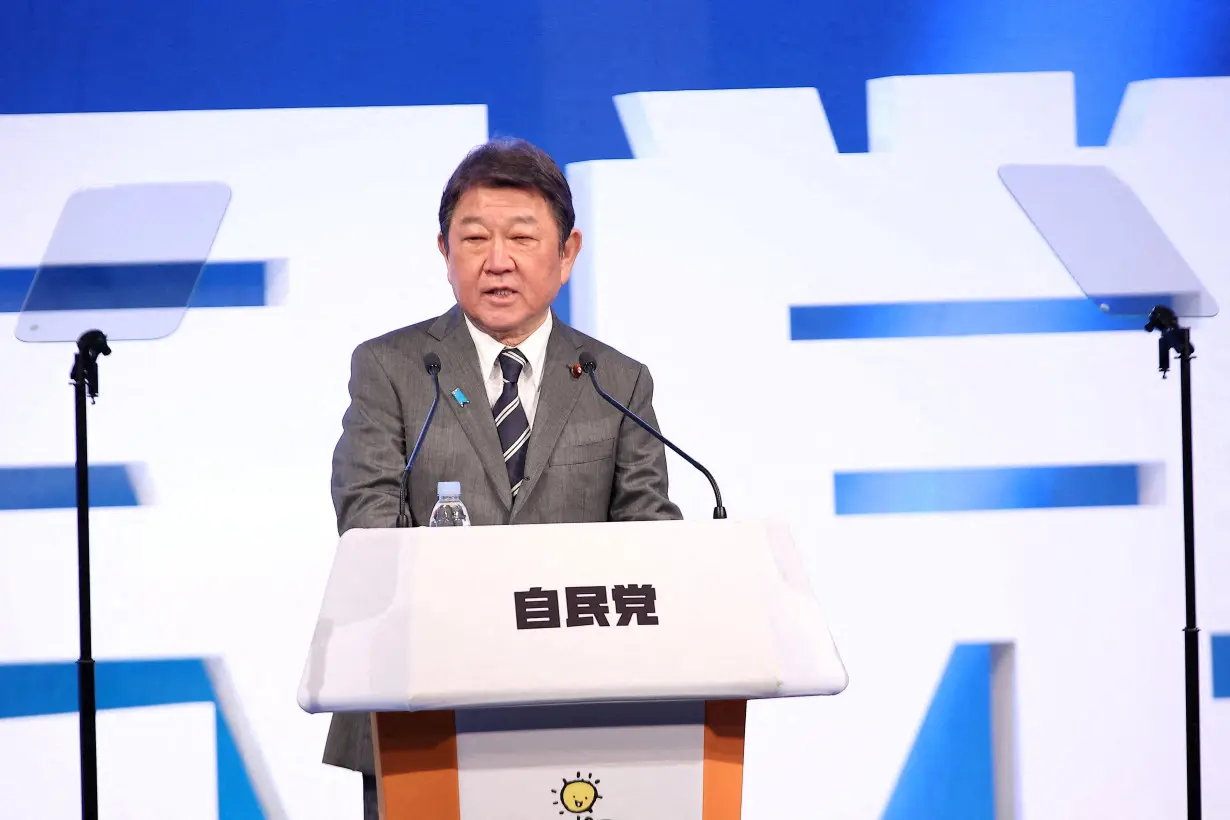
[1145,304,1202,820]
[71,330,111,820]
[999,163,1218,820]
[15,182,232,820]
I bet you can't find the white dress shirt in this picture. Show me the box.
[463,312,553,428]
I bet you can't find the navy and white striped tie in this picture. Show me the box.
[493,347,531,497]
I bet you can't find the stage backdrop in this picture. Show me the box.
[3,3,1230,819]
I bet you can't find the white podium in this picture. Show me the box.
[298,518,848,820]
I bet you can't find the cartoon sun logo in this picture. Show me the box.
[551,771,602,815]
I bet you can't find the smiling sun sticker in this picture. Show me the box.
[551,771,602,815]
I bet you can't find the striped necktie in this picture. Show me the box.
[493,347,531,497]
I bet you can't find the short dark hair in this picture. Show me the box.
[438,137,575,251]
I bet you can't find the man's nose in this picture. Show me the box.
[484,238,515,272]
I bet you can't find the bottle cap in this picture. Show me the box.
[437,481,461,497]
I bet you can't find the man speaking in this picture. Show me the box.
[323,137,683,818]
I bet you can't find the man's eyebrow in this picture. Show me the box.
[456,215,538,226]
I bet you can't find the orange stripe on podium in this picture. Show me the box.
[373,711,461,819]
[702,699,747,820]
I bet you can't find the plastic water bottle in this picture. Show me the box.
[429,481,471,527]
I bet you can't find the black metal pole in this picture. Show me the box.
[72,330,108,820]
[1145,306,1201,820]
[1177,327,1201,820]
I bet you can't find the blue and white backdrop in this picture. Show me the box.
[2,3,1230,819]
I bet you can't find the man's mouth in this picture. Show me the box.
[484,288,517,297]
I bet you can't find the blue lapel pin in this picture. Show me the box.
[451,387,470,407]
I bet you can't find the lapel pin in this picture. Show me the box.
[451,387,470,406]
[568,363,584,379]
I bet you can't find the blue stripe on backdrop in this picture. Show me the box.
[834,464,1145,515]
[1213,634,1230,698]
[4,0,1230,157]
[0,261,277,313]
[790,298,1149,340]
[0,659,265,819]
[0,465,141,511]
[0,659,212,717]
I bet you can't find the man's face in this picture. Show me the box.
[439,185,581,345]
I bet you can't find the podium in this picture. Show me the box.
[298,518,848,819]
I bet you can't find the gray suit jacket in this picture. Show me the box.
[323,304,683,774]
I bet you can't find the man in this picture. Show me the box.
[324,137,683,818]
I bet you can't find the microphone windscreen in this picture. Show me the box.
[423,352,442,373]
[578,350,597,372]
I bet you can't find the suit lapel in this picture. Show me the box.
[513,319,584,518]
[429,307,513,511]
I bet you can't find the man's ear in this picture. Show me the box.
[559,228,582,286]
[437,231,449,259]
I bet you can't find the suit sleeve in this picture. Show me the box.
[330,342,406,534]
[608,363,685,521]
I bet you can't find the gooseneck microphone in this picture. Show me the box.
[578,351,727,519]
[397,352,443,528]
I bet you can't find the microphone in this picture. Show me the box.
[578,351,727,519]
[397,353,443,528]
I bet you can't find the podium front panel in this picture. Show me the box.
[375,701,747,820]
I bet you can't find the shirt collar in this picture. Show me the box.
[463,310,553,383]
